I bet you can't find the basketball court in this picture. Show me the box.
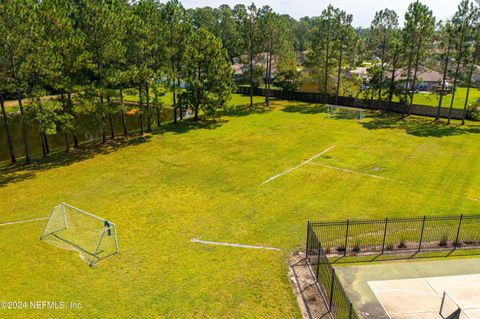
[334,258,480,319]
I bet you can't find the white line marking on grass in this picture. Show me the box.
[191,238,281,251]
[262,145,337,184]
[310,162,480,203]
[0,217,49,226]
[308,162,402,183]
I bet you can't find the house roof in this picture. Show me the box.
[391,68,445,83]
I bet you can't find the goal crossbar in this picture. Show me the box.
[40,203,119,267]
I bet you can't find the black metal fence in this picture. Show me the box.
[309,214,480,256]
[306,223,360,319]
[305,214,480,319]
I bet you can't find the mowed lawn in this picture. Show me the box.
[392,87,480,109]
[2,97,480,318]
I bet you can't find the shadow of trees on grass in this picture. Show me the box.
[361,114,480,138]
[281,103,326,114]
[0,104,272,188]
[0,135,151,188]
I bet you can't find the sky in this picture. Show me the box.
[181,0,467,27]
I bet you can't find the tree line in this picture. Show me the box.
[1,0,480,165]
[0,0,235,164]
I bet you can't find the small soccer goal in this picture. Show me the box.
[327,105,365,120]
[40,203,119,267]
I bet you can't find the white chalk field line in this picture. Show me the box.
[307,162,402,183]
[0,217,49,226]
[262,145,337,184]
[191,238,281,251]
[308,162,480,203]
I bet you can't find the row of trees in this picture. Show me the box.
[1,0,480,165]
[187,4,299,107]
[298,0,479,125]
[0,0,234,164]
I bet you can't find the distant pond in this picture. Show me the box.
[0,108,174,163]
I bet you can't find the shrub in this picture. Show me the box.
[336,246,346,253]
[439,233,449,247]
[352,240,361,253]
[466,101,480,121]
[398,238,407,249]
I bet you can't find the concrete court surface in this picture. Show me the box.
[334,258,480,319]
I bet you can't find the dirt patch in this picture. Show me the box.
[288,251,332,319]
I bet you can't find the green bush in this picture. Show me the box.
[466,100,480,121]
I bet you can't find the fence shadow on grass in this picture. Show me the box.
[361,114,480,138]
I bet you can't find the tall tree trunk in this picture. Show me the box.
[408,40,423,115]
[154,87,160,127]
[16,88,31,163]
[447,57,462,125]
[402,46,414,118]
[267,49,272,106]
[323,29,330,105]
[249,40,254,108]
[447,27,467,125]
[378,35,386,100]
[65,133,70,155]
[138,83,144,135]
[107,96,115,139]
[177,78,183,120]
[194,68,200,121]
[0,93,16,163]
[436,42,451,121]
[119,87,128,135]
[172,71,177,123]
[461,43,479,125]
[67,93,79,148]
[335,42,343,105]
[387,45,399,112]
[73,135,79,149]
[37,97,48,158]
[146,82,152,131]
[100,95,106,144]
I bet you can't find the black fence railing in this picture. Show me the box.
[309,214,480,256]
[306,223,360,319]
[305,214,480,318]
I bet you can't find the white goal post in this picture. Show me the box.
[327,105,365,120]
[40,203,119,267]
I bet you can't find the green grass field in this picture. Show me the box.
[392,87,480,109]
[1,95,480,318]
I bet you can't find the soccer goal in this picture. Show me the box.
[40,203,119,267]
[327,105,365,120]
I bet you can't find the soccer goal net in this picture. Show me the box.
[327,105,365,120]
[40,203,119,267]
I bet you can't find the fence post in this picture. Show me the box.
[381,218,389,254]
[315,241,321,282]
[454,214,463,249]
[344,219,350,257]
[329,268,335,311]
[418,216,426,251]
[306,222,310,257]
[349,303,353,319]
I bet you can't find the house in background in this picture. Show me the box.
[391,67,448,91]
[473,65,480,88]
